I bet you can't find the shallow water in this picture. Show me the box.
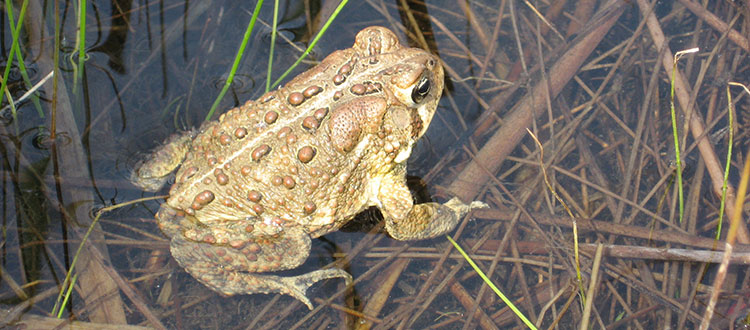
[2,0,748,329]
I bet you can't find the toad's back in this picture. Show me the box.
[165,26,443,236]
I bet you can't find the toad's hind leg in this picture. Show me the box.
[168,226,351,310]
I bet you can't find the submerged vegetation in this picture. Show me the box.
[1,0,749,328]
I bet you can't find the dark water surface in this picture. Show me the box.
[2,0,749,329]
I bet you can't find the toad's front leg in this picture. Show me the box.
[129,129,198,192]
[377,169,487,241]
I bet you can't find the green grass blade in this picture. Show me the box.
[53,196,163,315]
[669,48,697,223]
[1,0,27,109]
[205,0,265,121]
[716,86,734,239]
[446,235,538,330]
[4,0,44,118]
[56,273,78,318]
[668,58,684,222]
[270,0,349,89]
[73,0,87,93]
[265,0,280,93]
[52,211,103,316]
[3,87,18,127]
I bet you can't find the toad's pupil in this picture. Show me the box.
[412,77,430,103]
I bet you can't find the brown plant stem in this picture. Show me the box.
[445,0,626,202]
[449,280,500,330]
[474,209,750,252]
[635,0,750,244]
[700,148,750,328]
[356,258,410,330]
[24,0,128,324]
[677,0,749,52]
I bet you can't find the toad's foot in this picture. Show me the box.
[186,263,351,310]
[277,269,353,309]
[383,195,489,241]
[443,197,489,217]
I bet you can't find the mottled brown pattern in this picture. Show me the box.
[131,26,486,309]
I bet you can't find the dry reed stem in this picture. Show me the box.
[701,147,750,328]
[579,244,603,330]
[450,280,499,330]
[474,209,750,252]
[21,0,129,325]
[636,0,750,243]
[445,0,626,202]
[5,0,746,327]
[1,309,150,329]
[677,0,749,52]
[356,258,410,329]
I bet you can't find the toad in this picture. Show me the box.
[131,26,486,309]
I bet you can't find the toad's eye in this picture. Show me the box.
[411,77,431,103]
